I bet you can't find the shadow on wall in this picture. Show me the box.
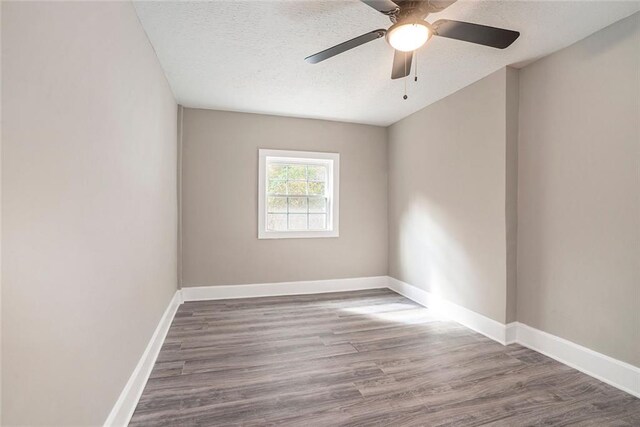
[577,12,639,58]
[396,197,474,306]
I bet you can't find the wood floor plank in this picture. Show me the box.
[130,289,640,426]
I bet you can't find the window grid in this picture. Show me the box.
[266,163,329,232]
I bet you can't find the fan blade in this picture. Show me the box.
[432,20,520,49]
[361,0,399,15]
[305,29,386,64]
[391,50,413,80]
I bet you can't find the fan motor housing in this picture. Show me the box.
[390,1,437,23]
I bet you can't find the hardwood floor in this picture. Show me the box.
[130,289,640,426]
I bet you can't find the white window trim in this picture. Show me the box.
[258,149,340,239]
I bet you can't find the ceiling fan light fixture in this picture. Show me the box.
[386,21,431,52]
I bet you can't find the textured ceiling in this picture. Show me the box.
[134,1,640,126]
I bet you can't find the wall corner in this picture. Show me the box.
[505,67,520,323]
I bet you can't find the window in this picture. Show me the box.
[258,149,339,239]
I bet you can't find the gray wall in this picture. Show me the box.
[388,69,511,324]
[0,2,3,420]
[517,12,640,366]
[1,2,178,424]
[180,108,387,287]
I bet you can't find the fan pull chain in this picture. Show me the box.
[414,50,418,82]
[403,51,408,100]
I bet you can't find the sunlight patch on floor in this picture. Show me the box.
[340,303,444,324]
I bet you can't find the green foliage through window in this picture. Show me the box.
[266,163,329,231]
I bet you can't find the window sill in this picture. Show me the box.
[258,230,339,239]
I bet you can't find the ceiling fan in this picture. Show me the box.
[305,0,520,80]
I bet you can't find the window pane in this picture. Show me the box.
[308,197,326,213]
[268,180,286,195]
[287,164,306,180]
[288,197,307,213]
[288,214,307,230]
[268,164,287,180]
[287,181,307,195]
[308,181,325,195]
[267,196,287,213]
[307,165,326,181]
[309,214,327,230]
[267,214,287,231]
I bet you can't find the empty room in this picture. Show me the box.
[1,0,639,425]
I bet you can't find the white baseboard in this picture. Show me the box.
[104,290,183,427]
[505,322,518,345]
[387,277,512,345]
[181,276,389,302]
[515,322,640,398]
